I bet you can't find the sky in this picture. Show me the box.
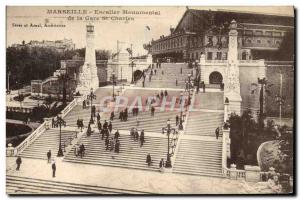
[6,6,294,56]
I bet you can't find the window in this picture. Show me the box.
[208,36,213,46]
[245,30,253,35]
[217,52,222,60]
[257,40,261,44]
[247,39,252,44]
[267,40,271,44]
[207,52,213,60]
[196,52,199,59]
[276,40,280,45]
[274,32,282,37]
[255,31,263,36]
[265,31,272,36]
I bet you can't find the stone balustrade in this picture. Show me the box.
[13,121,47,156]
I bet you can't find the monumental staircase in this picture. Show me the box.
[19,129,76,160]
[137,63,195,89]
[63,132,169,171]
[172,91,225,178]
[173,139,223,177]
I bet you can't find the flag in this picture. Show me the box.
[126,48,132,56]
[146,25,150,31]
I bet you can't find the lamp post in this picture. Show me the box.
[162,119,176,168]
[112,71,116,101]
[87,88,96,124]
[54,113,66,157]
[131,60,135,84]
[179,91,184,130]
[275,73,285,126]
[187,73,192,105]
[258,77,267,128]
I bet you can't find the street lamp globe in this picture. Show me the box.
[188,73,192,78]
[167,119,171,125]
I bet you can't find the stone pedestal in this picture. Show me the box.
[6,143,15,157]
[227,94,242,115]
[245,165,261,182]
[43,117,52,130]
[230,164,237,179]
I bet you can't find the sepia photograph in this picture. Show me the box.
[5,5,295,195]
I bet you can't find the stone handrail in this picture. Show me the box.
[205,60,227,64]
[61,98,77,118]
[222,128,229,177]
[13,121,47,156]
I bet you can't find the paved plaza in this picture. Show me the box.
[6,157,274,194]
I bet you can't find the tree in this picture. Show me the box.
[16,93,25,108]
[44,94,54,117]
[57,73,73,106]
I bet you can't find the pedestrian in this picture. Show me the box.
[146,153,152,166]
[114,130,120,140]
[151,106,155,116]
[136,116,140,127]
[16,156,22,171]
[80,144,85,158]
[142,81,145,88]
[221,82,224,91]
[103,120,108,130]
[52,160,56,177]
[180,67,182,74]
[52,118,55,128]
[154,69,157,75]
[105,137,109,150]
[79,119,84,132]
[110,111,115,121]
[74,144,79,157]
[159,158,165,172]
[185,81,188,91]
[47,150,51,163]
[164,90,168,97]
[97,113,101,122]
[160,90,164,98]
[115,140,120,153]
[176,115,179,126]
[149,75,151,82]
[92,105,96,117]
[124,108,128,121]
[130,128,135,140]
[176,79,178,86]
[97,120,102,131]
[82,100,86,109]
[140,130,145,147]
[100,129,105,140]
[162,70,164,75]
[108,121,113,133]
[203,82,206,93]
[134,130,139,142]
[109,137,115,151]
[119,110,123,121]
[215,127,220,140]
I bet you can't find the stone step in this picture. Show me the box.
[7,175,150,194]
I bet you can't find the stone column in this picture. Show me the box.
[6,143,15,157]
[43,117,52,130]
[245,165,261,182]
[225,20,242,115]
[230,164,237,179]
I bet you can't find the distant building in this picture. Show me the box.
[12,38,75,52]
[145,9,294,62]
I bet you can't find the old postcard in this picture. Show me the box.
[6,6,294,195]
